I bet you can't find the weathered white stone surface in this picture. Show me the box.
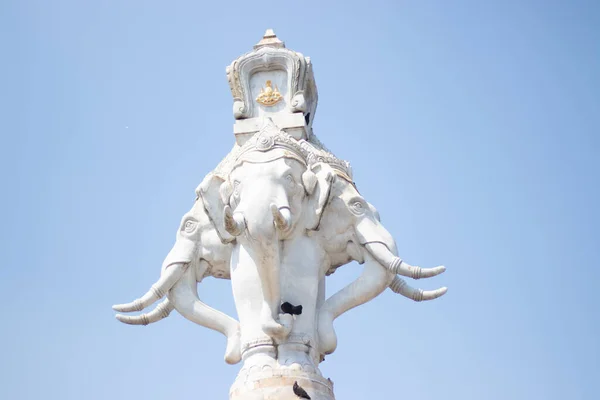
[112,30,447,400]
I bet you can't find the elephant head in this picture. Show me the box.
[112,173,242,364]
[315,172,446,280]
[217,126,333,340]
[312,171,447,355]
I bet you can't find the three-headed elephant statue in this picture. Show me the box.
[112,119,448,370]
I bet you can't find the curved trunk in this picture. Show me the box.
[317,218,447,355]
[317,251,394,355]
[168,261,242,364]
[239,230,292,340]
[230,193,294,340]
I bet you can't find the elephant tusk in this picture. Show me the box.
[364,242,446,279]
[112,299,143,313]
[112,284,166,312]
[389,258,446,279]
[389,276,448,302]
[224,205,246,236]
[112,262,189,312]
[115,298,175,325]
[271,203,291,232]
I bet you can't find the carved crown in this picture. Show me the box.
[234,118,309,168]
[226,29,318,139]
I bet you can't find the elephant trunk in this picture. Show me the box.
[227,179,294,339]
[234,207,292,339]
[317,251,394,355]
[169,261,242,364]
[254,229,290,339]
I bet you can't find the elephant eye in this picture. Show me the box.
[350,201,365,215]
[233,181,241,197]
[183,219,198,233]
[285,174,295,187]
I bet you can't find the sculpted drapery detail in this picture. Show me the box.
[113,30,447,400]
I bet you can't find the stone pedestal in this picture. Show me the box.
[229,339,335,400]
[230,368,334,400]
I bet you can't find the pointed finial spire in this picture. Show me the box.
[254,29,285,49]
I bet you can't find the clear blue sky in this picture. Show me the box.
[1,1,599,399]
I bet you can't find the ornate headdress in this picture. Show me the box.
[226,30,318,145]
[233,118,309,168]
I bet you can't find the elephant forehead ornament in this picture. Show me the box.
[234,122,309,166]
[112,30,447,400]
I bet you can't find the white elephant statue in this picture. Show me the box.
[112,28,450,399]
[112,124,448,370]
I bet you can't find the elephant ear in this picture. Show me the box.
[196,173,235,244]
[304,162,335,231]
